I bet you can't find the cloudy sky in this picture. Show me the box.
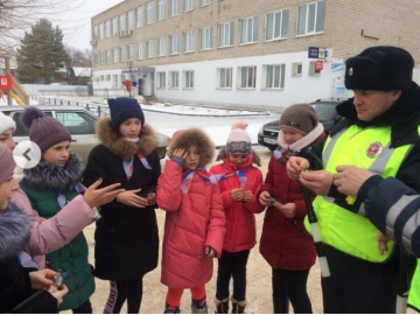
[59,0,122,51]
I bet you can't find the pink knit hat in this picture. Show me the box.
[226,120,252,154]
[0,144,16,184]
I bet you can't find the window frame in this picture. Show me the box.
[183,31,196,53]
[200,0,213,7]
[119,46,126,62]
[112,17,118,35]
[169,34,180,55]
[158,37,166,56]
[137,42,145,59]
[263,64,286,90]
[265,9,289,41]
[147,40,155,58]
[157,72,166,89]
[119,13,126,33]
[137,6,144,27]
[146,1,155,24]
[238,66,257,89]
[170,0,180,16]
[217,68,233,89]
[200,26,213,50]
[183,70,194,89]
[239,16,259,45]
[105,20,111,38]
[157,0,166,21]
[218,21,234,48]
[184,0,195,12]
[297,0,326,36]
[169,71,179,89]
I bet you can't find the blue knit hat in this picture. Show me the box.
[108,98,145,130]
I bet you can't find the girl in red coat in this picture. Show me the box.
[209,121,264,313]
[258,104,325,314]
[157,128,225,314]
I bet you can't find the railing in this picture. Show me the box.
[31,96,110,118]
[37,88,129,98]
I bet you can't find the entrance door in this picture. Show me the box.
[138,78,143,96]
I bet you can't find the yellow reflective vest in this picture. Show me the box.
[304,124,414,263]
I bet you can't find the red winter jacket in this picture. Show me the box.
[210,152,264,253]
[259,155,316,271]
[157,160,225,288]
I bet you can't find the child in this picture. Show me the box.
[209,121,264,314]
[157,128,225,314]
[0,144,69,313]
[258,104,325,314]
[83,98,161,314]
[19,107,95,313]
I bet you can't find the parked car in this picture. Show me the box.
[0,105,170,163]
[258,99,344,151]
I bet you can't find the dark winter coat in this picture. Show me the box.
[259,151,317,271]
[209,149,264,253]
[20,152,95,311]
[83,116,160,280]
[0,202,58,313]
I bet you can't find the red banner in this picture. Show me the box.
[0,75,12,90]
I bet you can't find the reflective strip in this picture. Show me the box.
[359,203,366,216]
[368,141,393,175]
[386,195,419,244]
[322,129,347,167]
[323,196,335,203]
[402,211,420,254]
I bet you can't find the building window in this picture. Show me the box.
[105,20,111,38]
[128,10,134,30]
[170,0,180,16]
[112,17,118,35]
[157,72,166,88]
[266,9,289,41]
[169,71,179,88]
[184,0,195,12]
[292,62,303,77]
[309,61,321,76]
[158,37,166,56]
[106,50,112,64]
[119,13,126,33]
[200,27,213,50]
[99,23,104,40]
[93,25,99,40]
[157,0,166,21]
[106,75,111,81]
[169,34,180,55]
[137,6,144,27]
[100,75,104,81]
[146,1,154,24]
[137,43,144,59]
[239,66,256,89]
[120,74,126,86]
[184,70,194,89]
[147,40,155,58]
[119,47,126,62]
[217,68,232,89]
[200,0,213,6]
[100,52,105,64]
[183,31,195,52]
[218,22,234,48]
[263,64,285,89]
[297,0,326,35]
[128,44,135,60]
[112,74,119,87]
[113,48,118,63]
[240,16,259,44]
[93,53,98,66]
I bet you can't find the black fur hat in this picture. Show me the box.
[345,46,414,91]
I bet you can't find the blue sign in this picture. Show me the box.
[308,47,319,59]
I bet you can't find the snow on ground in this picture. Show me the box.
[0,95,38,106]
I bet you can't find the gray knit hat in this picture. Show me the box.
[0,144,16,184]
[20,107,72,153]
[280,104,318,134]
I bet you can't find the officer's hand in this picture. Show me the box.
[377,231,390,255]
[333,165,374,197]
[286,157,309,180]
[299,170,333,196]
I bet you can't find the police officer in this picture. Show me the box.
[287,46,420,313]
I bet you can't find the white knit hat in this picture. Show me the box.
[0,112,16,134]
[226,120,252,154]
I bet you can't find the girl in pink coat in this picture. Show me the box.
[209,121,264,314]
[157,128,225,314]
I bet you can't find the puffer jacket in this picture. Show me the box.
[20,152,95,311]
[12,189,95,269]
[259,153,317,271]
[157,159,225,288]
[209,149,264,252]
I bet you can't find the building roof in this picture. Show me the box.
[73,67,92,77]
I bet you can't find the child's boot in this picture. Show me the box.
[231,298,247,314]
[215,297,230,314]
[164,302,181,314]
[191,296,208,314]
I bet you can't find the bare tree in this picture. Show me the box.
[66,46,92,68]
[0,0,87,56]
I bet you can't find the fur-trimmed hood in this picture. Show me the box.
[0,202,31,262]
[216,148,261,167]
[168,128,215,168]
[96,116,157,159]
[23,151,83,192]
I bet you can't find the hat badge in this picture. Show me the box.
[366,142,383,158]
[349,68,353,76]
